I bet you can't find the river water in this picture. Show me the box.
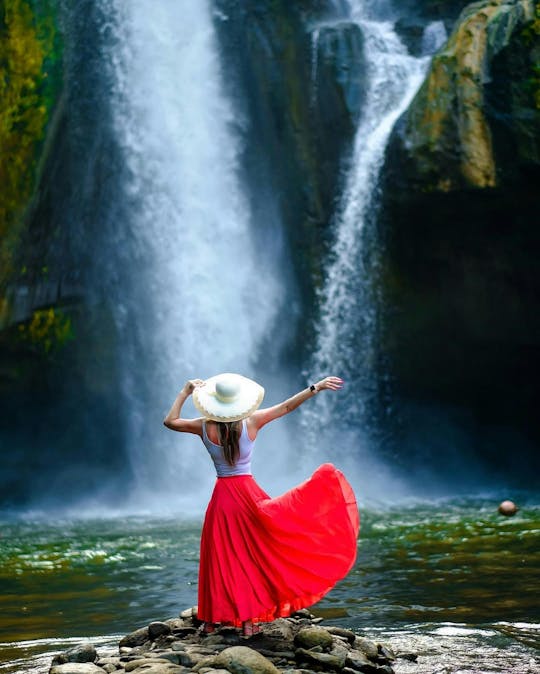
[1,497,539,673]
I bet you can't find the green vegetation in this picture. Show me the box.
[17,306,74,355]
[0,0,62,288]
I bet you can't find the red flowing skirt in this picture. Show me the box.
[197,463,359,625]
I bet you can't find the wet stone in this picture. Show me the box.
[294,627,334,651]
[120,628,151,649]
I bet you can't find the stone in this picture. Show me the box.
[376,644,395,663]
[148,623,172,640]
[329,643,348,668]
[165,619,185,631]
[326,628,356,645]
[261,618,295,641]
[397,652,417,662]
[345,650,371,671]
[97,658,121,666]
[498,500,518,516]
[180,606,197,620]
[103,665,117,673]
[49,665,106,674]
[120,628,151,648]
[352,638,378,661]
[294,627,334,650]
[214,646,280,674]
[295,648,345,670]
[52,643,97,665]
[127,662,185,674]
[155,654,180,664]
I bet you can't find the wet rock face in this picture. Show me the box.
[386,0,538,192]
[374,0,540,477]
[213,0,367,328]
[48,609,405,674]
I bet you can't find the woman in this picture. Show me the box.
[164,373,359,636]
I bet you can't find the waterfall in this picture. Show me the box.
[97,0,280,510]
[302,1,431,465]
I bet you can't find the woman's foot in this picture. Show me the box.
[202,622,216,634]
[241,620,260,637]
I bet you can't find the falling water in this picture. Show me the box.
[303,1,431,451]
[97,0,281,509]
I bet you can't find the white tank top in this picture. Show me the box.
[201,419,254,477]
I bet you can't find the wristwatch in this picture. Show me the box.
[310,384,317,393]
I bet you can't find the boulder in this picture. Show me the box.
[52,643,97,665]
[295,647,345,670]
[149,623,172,640]
[352,639,378,661]
[294,627,334,650]
[214,646,280,674]
[49,665,105,674]
[261,619,295,642]
[387,0,537,192]
[326,627,356,645]
[120,627,151,648]
[345,650,372,671]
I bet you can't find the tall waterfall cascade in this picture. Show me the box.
[99,0,281,510]
[302,1,445,464]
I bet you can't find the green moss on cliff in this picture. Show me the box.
[400,0,536,191]
[17,306,74,355]
[0,0,62,288]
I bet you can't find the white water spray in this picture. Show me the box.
[303,1,431,464]
[99,0,281,509]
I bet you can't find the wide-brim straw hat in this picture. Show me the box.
[192,373,265,422]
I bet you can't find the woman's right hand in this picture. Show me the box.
[183,379,205,394]
[314,376,344,392]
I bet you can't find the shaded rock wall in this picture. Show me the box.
[378,0,540,480]
[213,0,367,352]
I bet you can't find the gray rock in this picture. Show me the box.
[214,646,280,674]
[352,638,378,661]
[49,665,106,674]
[328,643,348,669]
[295,648,345,670]
[127,661,185,674]
[148,623,172,640]
[125,660,165,672]
[132,662,188,674]
[170,644,186,652]
[294,627,334,651]
[326,628,356,645]
[179,606,197,620]
[261,618,295,641]
[165,619,185,631]
[102,665,117,673]
[155,654,180,665]
[52,643,97,666]
[120,628,150,648]
[192,657,219,672]
[97,658,121,667]
[376,644,395,662]
[396,652,417,662]
[345,650,371,671]
[290,610,313,620]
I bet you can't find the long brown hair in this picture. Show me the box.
[217,420,242,466]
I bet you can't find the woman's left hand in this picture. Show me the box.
[315,376,344,392]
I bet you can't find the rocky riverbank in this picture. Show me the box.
[47,608,417,674]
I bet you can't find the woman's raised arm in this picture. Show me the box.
[248,376,343,434]
[163,379,204,435]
